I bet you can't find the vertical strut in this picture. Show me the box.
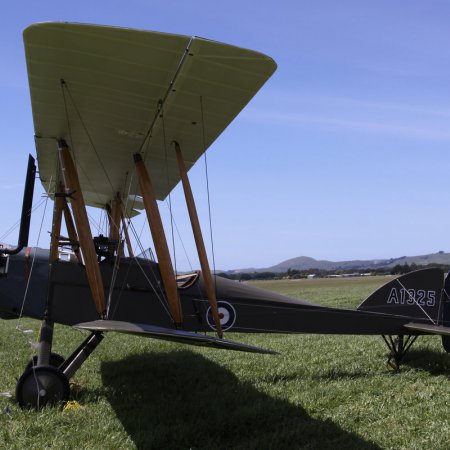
[58,140,106,316]
[133,153,182,326]
[38,176,63,366]
[109,193,123,256]
[62,198,82,263]
[121,214,134,257]
[50,183,64,262]
[174,142,223,338]
[382,334,418,370]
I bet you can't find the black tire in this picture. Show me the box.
[16,365,70,409]
[442,336,450,353]
[25,352,65,371]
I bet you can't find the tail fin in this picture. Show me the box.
[357,268,444,322]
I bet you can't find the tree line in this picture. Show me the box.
[216,263,450,281]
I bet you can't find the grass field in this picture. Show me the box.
[1,276,450,449]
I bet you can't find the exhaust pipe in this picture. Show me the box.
[1,155,36,255]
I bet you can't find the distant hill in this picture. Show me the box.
[230,251,450,273]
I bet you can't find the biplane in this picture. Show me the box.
[2,22,450,409]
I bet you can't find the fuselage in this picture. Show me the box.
[0,247,440,336]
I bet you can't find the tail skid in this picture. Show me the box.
[358,268,448,368]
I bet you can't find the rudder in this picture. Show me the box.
[357,268,444,323]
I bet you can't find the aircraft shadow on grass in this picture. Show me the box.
[100,351,381,450]
[312,369,374,381]
[403,349,450,376]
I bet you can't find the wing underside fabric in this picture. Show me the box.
[404,322,450,336]
[74,320,277,354]
[24,22,277,212]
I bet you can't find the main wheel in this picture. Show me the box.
[25,352,65,371]
[16,365,70,409]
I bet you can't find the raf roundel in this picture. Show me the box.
[206,301,237,331]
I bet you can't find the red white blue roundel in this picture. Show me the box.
[206,301,236,331]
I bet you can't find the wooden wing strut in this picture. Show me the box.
[174,142,223,338]
[108,193,124,256]
[121,214,134,257]
[49,182,64,262]
[133,153,182,326]
[58,140,106,316]
[62,198,82,263]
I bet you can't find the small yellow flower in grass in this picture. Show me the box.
[63,401,81,412]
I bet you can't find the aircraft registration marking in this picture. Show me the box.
[387,288,436,306]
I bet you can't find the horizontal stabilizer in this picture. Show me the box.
[74,320,278,355]
[404,322,450,336]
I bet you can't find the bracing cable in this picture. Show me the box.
[161,104,178,275]
[200,96,218,289]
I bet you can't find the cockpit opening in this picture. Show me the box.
[176,272,199,289]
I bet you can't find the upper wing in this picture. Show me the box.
[24,22,276,214]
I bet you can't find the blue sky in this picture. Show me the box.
[1,1,450,270]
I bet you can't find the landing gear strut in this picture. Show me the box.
[25,352,65,371]
[382,334,418,370]
[15,317,104,409]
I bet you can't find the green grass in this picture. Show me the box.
[1,276,450,449]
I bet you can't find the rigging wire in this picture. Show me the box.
[106,173,133,318]
[161,198,208,314]
[108,203,173,322]
[97,208,104,235]
[106,39,196,267]
[57,44,199,321]
[87,211,102,234]
[0,197,47,243]
[130,217,164,289]
[131,215,148,256]
[60,80,104,207]
[16,176,53,342]
[161,103,178,276]
[61,80,116,196]
[112,254,173,321]
[138,38,194,159]
[200,96,218,284]
[122,39,191,235]
[108,226,173,323]
[164,200,194,272]
[122,208,170,308]
[129,120,157,259]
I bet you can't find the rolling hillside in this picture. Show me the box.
[232,251,450,273]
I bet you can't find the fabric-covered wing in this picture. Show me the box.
[24,22,276,214]
[74,320,278,354]
[404,323,450,336]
